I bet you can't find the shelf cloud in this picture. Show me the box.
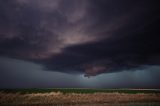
[0,0,160,77]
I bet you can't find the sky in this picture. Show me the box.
[0,0,160,88]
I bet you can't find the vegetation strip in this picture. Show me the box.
[1,89,160,94]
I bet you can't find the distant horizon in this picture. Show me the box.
[1,88,160,89]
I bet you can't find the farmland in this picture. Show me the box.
[0,89,160,106]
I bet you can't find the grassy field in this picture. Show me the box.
[1,88,160,94]
[0,89,160,106]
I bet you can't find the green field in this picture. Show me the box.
[1,88,160,94]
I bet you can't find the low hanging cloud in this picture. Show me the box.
[0,0,160,77]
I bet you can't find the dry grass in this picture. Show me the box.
[0,92,160,106]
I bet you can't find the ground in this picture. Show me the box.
[0,89,160,106]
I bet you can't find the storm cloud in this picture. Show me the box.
[0,0,160,77]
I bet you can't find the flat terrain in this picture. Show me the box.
[0,89,160,106]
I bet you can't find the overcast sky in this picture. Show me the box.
[0,0,160,88]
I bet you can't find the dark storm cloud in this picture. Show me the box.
[0,0,160,77]
[43,0,160,76]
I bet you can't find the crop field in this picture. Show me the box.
[0,89,160,106]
